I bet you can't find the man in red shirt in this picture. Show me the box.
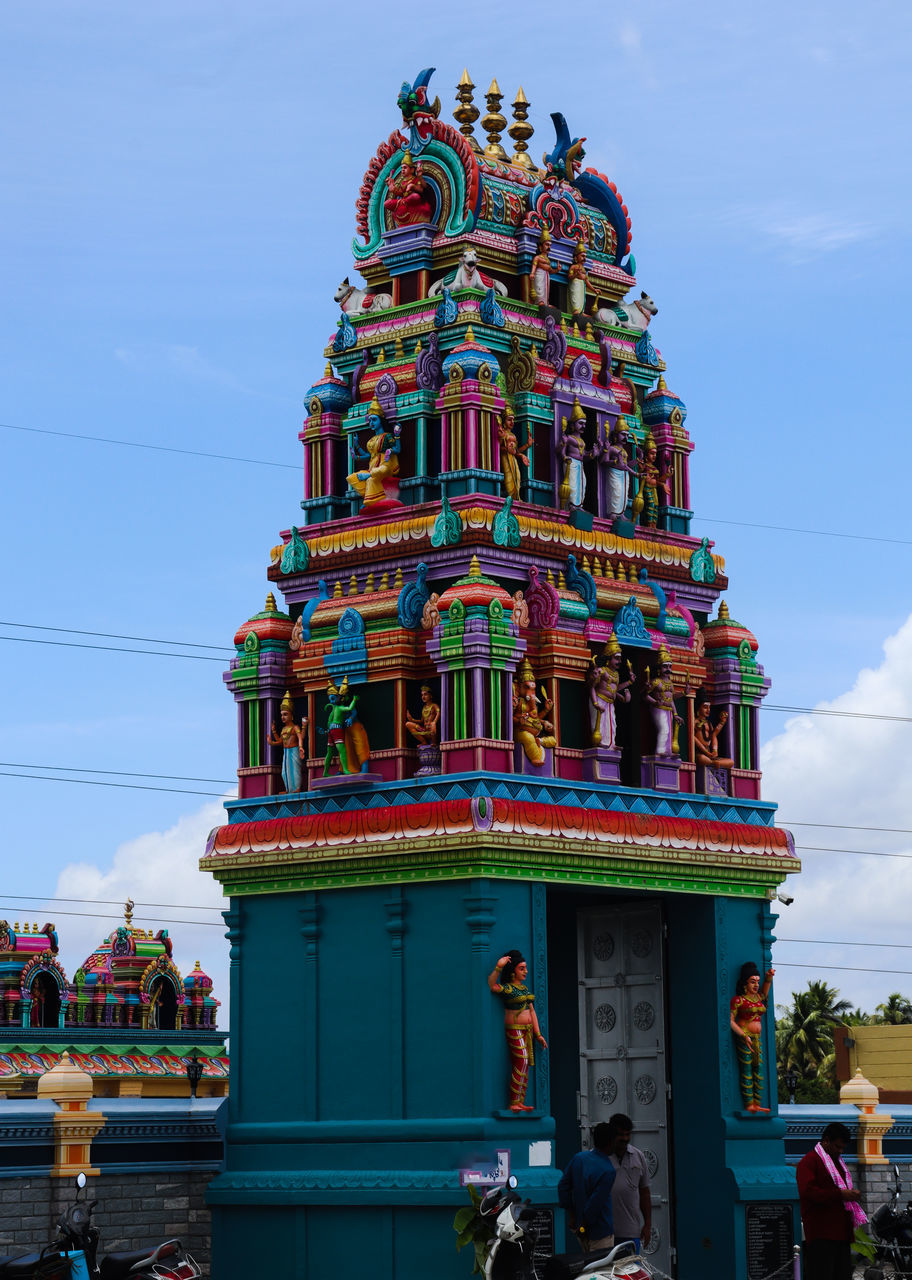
[797,1121,863,1280]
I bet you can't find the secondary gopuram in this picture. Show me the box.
[202,67,800,1279]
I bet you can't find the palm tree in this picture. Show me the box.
[874,992,912,1025]
[776,981,853,1080]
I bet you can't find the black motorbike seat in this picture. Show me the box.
[0,1254,66,1279]
[99,1248,160,1279]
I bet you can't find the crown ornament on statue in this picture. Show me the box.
[604,634,621,657]
[327,674,350,698]
[516,657,536,684]
[368,394,384,418]
[280,690,294,714]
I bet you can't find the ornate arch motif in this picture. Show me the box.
[19,954,69,1000]
[353,123,481,260]
[138,954,184,1003]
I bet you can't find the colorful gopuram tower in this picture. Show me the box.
[202,68,800,1279]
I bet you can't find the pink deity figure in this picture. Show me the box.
[405,685,440,745]
[496,405,531,500]
[512,658,556,765]
[694,697,735,769]
[268,691,307,793]
[587,635,633,748]
[730,961,774,1112]
[487,949,547,1112]
[644,645,682,756]
[529,227,553,307]
[383,150,434,227]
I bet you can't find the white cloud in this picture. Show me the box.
[114,343,256,395]
[46,799,231,1031]
[762,614,912,1013]
[717,203,873,263]
[619,22,641,51]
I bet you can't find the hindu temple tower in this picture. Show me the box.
[202,67,800,1278]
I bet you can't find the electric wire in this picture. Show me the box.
[0,620,230,653]
[4,420,912,548]
[0,771,226,797]
[0,763,235,785]
[0,635,225,662]
[1,893,223,911]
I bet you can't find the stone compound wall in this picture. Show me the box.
[0,1170,215,1275]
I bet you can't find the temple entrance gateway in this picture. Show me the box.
[577,903,672,1274]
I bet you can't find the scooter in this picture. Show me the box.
[477,1176,653,1280]
[0,1174,201,1280]
[865,1162,912,1280]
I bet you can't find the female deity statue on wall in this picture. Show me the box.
[633,432,671,529]
[730,961,774,1112]
[513,658,556,765]
[587,635,634,748]
[567,239,591,320]
[487,949,547,1112]
[347,396,402,509]
[694,697,735,770]
[496,405,531,500]
[268,691,307,794]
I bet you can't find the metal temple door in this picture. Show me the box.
[577,902,673,1275]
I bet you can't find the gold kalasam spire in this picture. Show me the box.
[454,69,481,150]
[124,898,134,927]
[482,79,508,160]
[468,554,482,577]
[718,599,730,621]
[508,86,534,169]
[265,592,277,612]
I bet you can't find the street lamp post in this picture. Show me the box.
[784,1067,799,1105]
[185,1052,204,1099]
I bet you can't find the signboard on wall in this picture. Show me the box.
[746,1202,793,1280]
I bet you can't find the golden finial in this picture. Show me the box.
[14,922,20,932]
[629,563,639,583]
[375,346,385,365]
[380,570,389,589]
[718,599,730,621]
[22,921,29,934]
[595,555,604,577]
[365,572,375,593]
[585,322,595,342]
[530,342,539,362]
[560,316,568,334]
[348,574,358,595]
[657,374,667,391]
[265,592,277,613]
[414,338,423,355]
[333,580,342,598]
[194,960,201,971]
[482,79,508,160]
[465,324,476,343]
[546,567,555,586]
[324,362,333,378]
[558,570,567,589]
[454,69,481,151]
[394,566,404,588]
[508,86,534,169]
[468,554,482,577]
[394,334,405,360]
[124,898,134,927]
[582,555,591,574]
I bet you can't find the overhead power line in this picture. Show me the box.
[0,763,235,785]
[0,770,226,797]
[0,635,225,662]
[776,962,912,977]
[1,893,223,912]
[0,620,230,653]
[4,419,912,549]
[1,420,298,471]
[778,938,912,951]
[0,906,224,927]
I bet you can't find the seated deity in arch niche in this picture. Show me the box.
[383,150,434,226]
[513,658,555,764]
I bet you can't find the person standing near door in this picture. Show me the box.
[557,1121,617,1254]
[607,1113,652,1253]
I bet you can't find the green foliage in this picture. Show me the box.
[853,1226,877,1261]
[875,992,912,1025]
[776,980,853,1080]
[453,1184,495,1275]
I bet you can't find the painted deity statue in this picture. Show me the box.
[603,415,637,525]
[633,432,671,529]
[529,227,553,308]
[405,685,440,745]
[694,698,734,769]
[320,676,371,776]
[383,149,434,227]
[730,961,774,1112]
[496,405,531,500]
[513,658,556,765]
[346,395,402,509]
[487,949,547,1112]
[587,635,634,748]
[644,645,682,757]
[268,690,308,794]
[557,399,593,512]
[567,239,591,319]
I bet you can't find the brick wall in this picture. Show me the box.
[0,1170,215,1276]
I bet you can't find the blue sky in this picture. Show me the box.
[2,1,911,1018]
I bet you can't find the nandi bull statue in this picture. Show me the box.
[335,276,393,315]
[595,290,657,332]
[428,247,508,297]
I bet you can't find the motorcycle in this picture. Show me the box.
[866,1163,912,1280]
[477,1176,653,1280]
[0,1174,201,1280]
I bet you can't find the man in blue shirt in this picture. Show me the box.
[558,1122,617,1254]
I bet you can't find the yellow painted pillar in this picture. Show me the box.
[37,1052,106,1177]
[840,1068,894,1164]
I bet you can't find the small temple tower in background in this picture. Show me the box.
[202,67,800,1279]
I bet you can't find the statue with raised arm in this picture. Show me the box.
[694,697,735,769]
[587,635,633,748]
[268,691,307,794]
[321,676,370,776]
[346,395,402,509]
[496,405,531,500]
[730,961,774,1113]
[644,645,682,757]
[488,949,547,1112]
